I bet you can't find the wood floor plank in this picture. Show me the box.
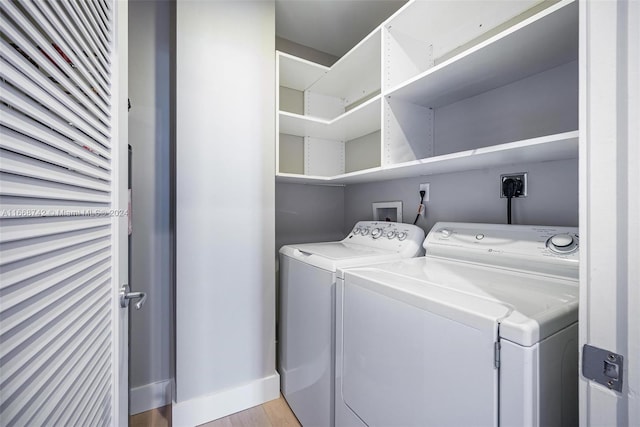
[229,405,271,427]
[201,405,269,427]
[130,404,171,427]
[201,414,234,427]
[263,395,301,427]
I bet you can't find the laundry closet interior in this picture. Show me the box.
[274,2,579,426]
[275,0,578,252]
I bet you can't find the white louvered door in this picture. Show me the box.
[0,0,128,425]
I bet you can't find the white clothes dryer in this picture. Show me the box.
[335,222,579,427]
[279,221,425,427]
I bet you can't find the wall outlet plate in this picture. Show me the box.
[500,173,527,198]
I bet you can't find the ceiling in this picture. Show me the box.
[275,0,408,58]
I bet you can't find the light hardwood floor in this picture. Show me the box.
[129,395,300,427]
[130,404,171,427]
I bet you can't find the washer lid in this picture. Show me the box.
[342,256,578,347]
[280,242,402,273]
[287,242,391,259]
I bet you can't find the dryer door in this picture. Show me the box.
[339,274,503,427]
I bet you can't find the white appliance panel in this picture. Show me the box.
[279,221,425,427]
[342,256,578,346]
[335,222,579,427]
[500,324,578,427]
[341,280,499,427]
[279,257,335,426]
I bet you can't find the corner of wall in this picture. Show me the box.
[275,36,338,66]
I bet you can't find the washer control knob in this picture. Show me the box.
[440,229,452,238]
[547,234,578,253]
[397,232,407,241]
[476,234,485,240]
[387,231,396,239]
[371,228,383,239]
[361,228,370,236]
[550,234,573,247]
[353,228,361,235]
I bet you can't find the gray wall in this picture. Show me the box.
[434,61,578,155]
[344,158,579,234]
[276,159,579,250]
[276,183,345,251]
[276,36,338,66]
[128,0,173,406]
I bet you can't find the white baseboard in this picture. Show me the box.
[172,372,281,427]
[130,379,173,415]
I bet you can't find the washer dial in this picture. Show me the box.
[546,233,578,254]
[371,228,383,239]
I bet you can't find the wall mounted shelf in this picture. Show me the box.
[386,1,578,108]
[279,95,381,141]
[276,0,578,185]
[276,131,578,185]
[278,52,328,92]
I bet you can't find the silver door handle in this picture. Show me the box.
[120,284,147,310]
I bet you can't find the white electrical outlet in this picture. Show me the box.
[419,183,430,201]
[418,183,429,217]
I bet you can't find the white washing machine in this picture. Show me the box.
[279,221,425,427]
[335,222,579,427]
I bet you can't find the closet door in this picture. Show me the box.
[0,1,129,425]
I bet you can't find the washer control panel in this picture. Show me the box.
[346,221,426,256]
[425,222,579,279]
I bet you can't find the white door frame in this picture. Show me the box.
[579,0,639,425]
[112,0,129,425]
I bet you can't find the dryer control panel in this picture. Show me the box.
[424,222,579,279]
[344,221,426,257]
